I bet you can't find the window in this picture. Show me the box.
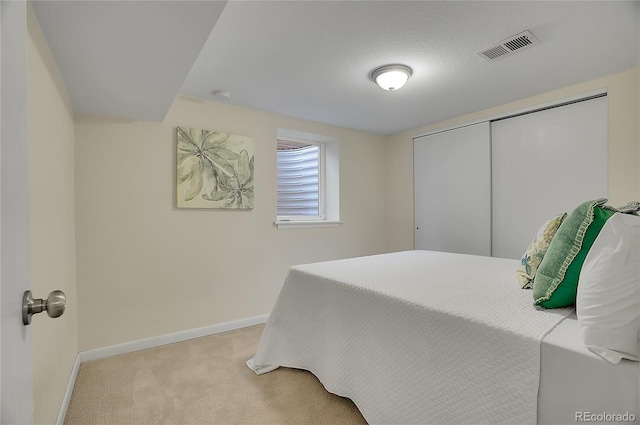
[277,139,324,219]
[275,129,340,228]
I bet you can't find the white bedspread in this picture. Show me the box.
[248,250,573,424]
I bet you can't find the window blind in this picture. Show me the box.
[277,145,320,216]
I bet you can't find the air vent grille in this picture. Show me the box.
[482,45,510,60]
[504,34,533,51]
[476,30,538,61]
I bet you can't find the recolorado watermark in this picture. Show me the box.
[575,412,636,422]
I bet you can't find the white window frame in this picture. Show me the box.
[275,128,341,229]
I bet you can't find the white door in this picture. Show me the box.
[491,96,608,259]
[1,1,33,424]
[414,122,492,256]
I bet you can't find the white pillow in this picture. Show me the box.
[576,213,640,364]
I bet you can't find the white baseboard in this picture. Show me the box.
[79,314,270,363]
[58,315,269,423]
[56,353,80,425]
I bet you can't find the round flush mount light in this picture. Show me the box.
[370,64,412,91]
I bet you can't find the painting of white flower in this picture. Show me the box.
[176,127,254,209]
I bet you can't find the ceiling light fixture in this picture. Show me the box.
[370,64,412,91]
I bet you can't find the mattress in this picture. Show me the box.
[249,250,575,424]
[539,312,639,425]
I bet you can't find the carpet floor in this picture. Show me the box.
[64,324,368,425]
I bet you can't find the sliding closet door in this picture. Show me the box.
[491,96,608,259]
[414,122,491,256]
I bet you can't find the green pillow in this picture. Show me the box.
[533,199,615,308]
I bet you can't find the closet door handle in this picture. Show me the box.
[22,290,66,325]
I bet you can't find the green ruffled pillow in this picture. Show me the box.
[533,199,615,308]
[516,213,567,289]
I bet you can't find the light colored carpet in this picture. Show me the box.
[64,324,368,425]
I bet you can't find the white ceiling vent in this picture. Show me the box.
[476,30,539,61]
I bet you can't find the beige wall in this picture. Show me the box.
[27,6,79,424]
[75,97,387,351]
[384,67,640,253]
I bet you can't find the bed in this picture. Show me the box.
[539,312,639,424]
[248,250,639,425]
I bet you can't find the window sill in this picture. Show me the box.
[274,220,343,230]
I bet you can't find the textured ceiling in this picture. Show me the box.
[33,1,640,135]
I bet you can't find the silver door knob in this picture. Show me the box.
[22,290,66,325]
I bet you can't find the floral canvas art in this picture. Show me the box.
[177,127,254,209]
